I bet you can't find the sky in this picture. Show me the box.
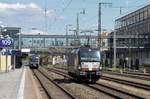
[0,0,149,35]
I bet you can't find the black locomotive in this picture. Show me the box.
[29,54,40,69]
[67,46,102,82]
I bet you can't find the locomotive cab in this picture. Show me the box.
[29,54,40,69]
[68,47,102,82]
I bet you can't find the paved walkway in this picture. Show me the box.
[24,67,42,99]
[0,68,24,99]
[0,66,43,99]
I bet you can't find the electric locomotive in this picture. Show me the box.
[29,54,40,69]
[67,46,102,82]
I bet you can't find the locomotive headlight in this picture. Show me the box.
[78,66,81,70]
[99,66,102,70]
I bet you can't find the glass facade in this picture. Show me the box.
[115,4,150,48]
[109,4,150,68]
[21,35,97,48]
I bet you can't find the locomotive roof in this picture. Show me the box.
[30,54,40,57]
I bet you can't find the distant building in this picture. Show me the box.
[0,27,21,49]
[1,27,21,38]
[97,30,112,67]
[113,4,150,70]
[0,27,21,72]
[101,31,111,51]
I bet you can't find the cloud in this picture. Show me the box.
[56,15,66,20]
[0,2,55,31]
[0,2,41,11]
[0,21,3,24]
[0,2,65,33]
[22,29,49,35]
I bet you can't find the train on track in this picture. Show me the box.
[29,54,40,69]
[67,46,102,82]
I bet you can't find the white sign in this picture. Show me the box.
[21,49,30,52]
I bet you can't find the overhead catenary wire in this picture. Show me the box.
[50,0,150,33]
[48,0,73,32]
[44,0,48,33]
[62,0,73,12]
[80,1,149,31]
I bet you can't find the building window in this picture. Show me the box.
[135,14,139,22]
[144,10,148,19]
[139,12,144,21]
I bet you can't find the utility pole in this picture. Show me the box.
[119,7,123,15]
[112,6,125,15]
[98,2,112,67]
[98,2,112,49]
[75,10,85,46]
[76,12,79,39]
[113,30,116,69]
[98,3,101,49]
[66,25,69,47]
[44,0,48,34]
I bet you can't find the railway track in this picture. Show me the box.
[103,71,150,80]
[102,76,150,90]
[123,71,150,76]
[48,68,145,99]
[53,68,150,90]
[86,83,144,99]
[32,69,76,99]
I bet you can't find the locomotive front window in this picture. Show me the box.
[31,57,39,62]
[79,51,100,62]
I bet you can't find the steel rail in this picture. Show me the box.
[33,69,76,99]
[102,76,150,90]
[38,69,76,99]
[32,69,52,99]
[85,83,144,99]
[48,68,145,98]
[103,71,150,80]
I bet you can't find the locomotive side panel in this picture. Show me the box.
[68,53,77,74]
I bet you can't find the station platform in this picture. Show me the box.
[0,66,42,99]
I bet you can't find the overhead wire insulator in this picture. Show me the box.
[82,0,86,14]
[83,9,86,14]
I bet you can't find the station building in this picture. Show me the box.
[0,27,21,72]
[113,4,150,70]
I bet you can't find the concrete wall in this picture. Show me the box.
[0,55,12,72]
[0,56,7,71]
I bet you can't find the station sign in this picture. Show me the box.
[0,50,22,56]
[21,48,30,53]
[0,39,14,47]
[11,50,22,56]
